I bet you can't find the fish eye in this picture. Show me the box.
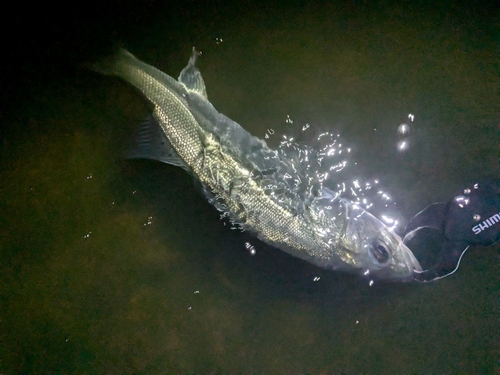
[367,239,390,264]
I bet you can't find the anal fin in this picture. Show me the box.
[128,115,189,171]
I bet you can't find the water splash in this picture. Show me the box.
[274,125,404,232]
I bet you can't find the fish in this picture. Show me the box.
[92,47,422,280]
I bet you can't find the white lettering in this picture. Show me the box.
[478,222,490,231]
[472,211,500,235]
[489,213,500,224]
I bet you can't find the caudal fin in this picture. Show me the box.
[85,47,136,76]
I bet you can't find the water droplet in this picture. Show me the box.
[397,140,408,151]
[398,123,410,136]
[245,242,256,255]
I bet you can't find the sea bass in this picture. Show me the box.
[93,48,422,280]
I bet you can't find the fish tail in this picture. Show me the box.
[85,47,137,76]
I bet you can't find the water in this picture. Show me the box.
[1,1,497,373]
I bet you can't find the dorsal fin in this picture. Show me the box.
[178,47,208,99]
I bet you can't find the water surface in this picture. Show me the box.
[1,1,497,373]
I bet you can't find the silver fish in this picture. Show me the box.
[93,48,422,280]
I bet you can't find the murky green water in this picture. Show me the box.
[1,1,497,373]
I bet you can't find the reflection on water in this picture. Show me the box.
[274,120,406,232]
[0,1,497,373]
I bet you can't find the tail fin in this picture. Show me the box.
[84,47,136,76]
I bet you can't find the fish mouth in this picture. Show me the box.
[399,242,423,275]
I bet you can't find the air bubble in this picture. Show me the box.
[398,123,410,136]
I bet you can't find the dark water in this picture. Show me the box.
[1,1,498,373]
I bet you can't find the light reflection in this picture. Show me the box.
[283,120,402,228]
[245,242,256,255]
[398,123,410,136]
[397,140,408,151]
[247,119,410,246]
[396,115,414,152]
[381,215,394,224]
[454,195,469,208]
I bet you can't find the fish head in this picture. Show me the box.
[340,201,422,280]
